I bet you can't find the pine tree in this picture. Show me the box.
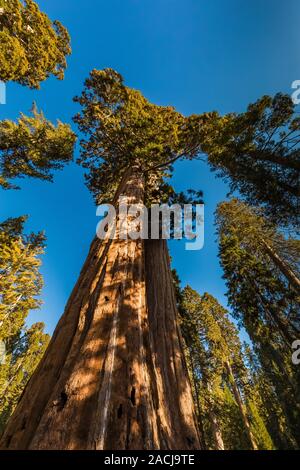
[0,216,45,341]
[201,94,300,229]
[179,286,266,450]
[244,344,295,449]
[0,0,72,441]
[179,286,273,450]
[0,105,76,190]
[0,322,49,434]
[0,217,49,433]
[217,199,300,344]
[0,0,71,88]
[216,199,300,447]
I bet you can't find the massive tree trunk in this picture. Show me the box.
[224,361,258,450]
[0,168,200,450]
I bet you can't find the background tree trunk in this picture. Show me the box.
[0,169,200,450]
[189,354,207,449]
[225,361,258,450]
[209,410,225,450]
[261,239,300,295]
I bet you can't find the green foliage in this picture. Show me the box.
[216,199,300,343]
[0,216,45,340]
[0,105,76,189]
[216,199,300,447]
[0,216,49,434]
[0,0,71,88]
[244,346,297,449]
[73,68,206,205]
[74,71,299,230]
[247,399,275,450]
[0,322,49,434]
[178,285,273,450]
[201,94,300,229]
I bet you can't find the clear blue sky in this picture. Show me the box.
[0,0,299,334]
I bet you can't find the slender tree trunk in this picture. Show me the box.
[0,168,200,450]
[189,353,207,449]
[261,239,300,295]
[208,410,224,450]
[205,381,224,451]
[224,361,258,450]
[251,277,296,346]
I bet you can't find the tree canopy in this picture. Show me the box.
[216,199,300,447]
[216,199,300,343]
[178,285,273,450]
[0,215,45,341]
[0,216,49,433]
[0,0,71,88]
[74,70,299,233]
[0,105,76,189]
[202,94,300,229]
[73,68,209,205]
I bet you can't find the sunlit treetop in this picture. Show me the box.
[73,68,209,205]
[216,198,300,274]
[202,93,300,229]
[0,105,76,189]
[74,70,299,228]
[0,215,45,340]
[0,0,71,88]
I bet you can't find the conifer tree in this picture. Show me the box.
[217,199,300,343]
[2,68,296,450]
[0,106,76,189]
[0,322,49,434]
[0,69,205,450]
[0,0,72,442]
[216,199,300,446]
[179,286,273,450]
[0,0,71,88]
[243,345,294,449]
[0,217,49,433]
[201,94,300,229]
[0,216,45,341]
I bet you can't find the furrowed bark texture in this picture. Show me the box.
[0,169,200,450]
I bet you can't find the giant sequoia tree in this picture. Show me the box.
[0,69,206,450]
[0,0,71,88]
[2,68,298,450]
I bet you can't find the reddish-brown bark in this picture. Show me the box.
[0,169,200,450]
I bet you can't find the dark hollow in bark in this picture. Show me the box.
[0,169,200,450]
